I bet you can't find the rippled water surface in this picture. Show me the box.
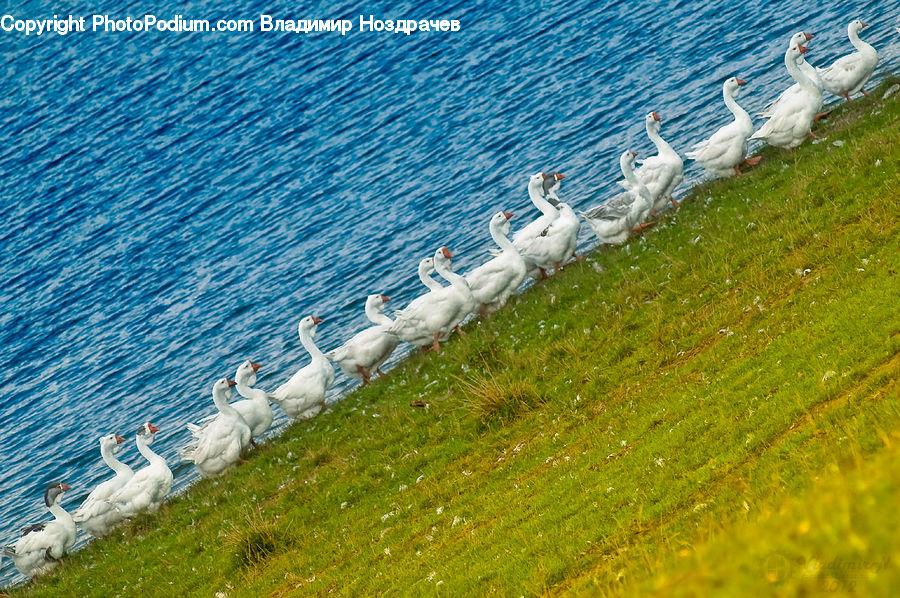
[1,0,897,585]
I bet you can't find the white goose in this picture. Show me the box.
[271,316,335,419]
[686,77,761,177]
[389,247,475,351]
[232,360,274,445]
[514,173,563,276]
[751,42,819,149]
[72,434,134,537]
[183,363,273,449]
[817,19,878,101]
[2,483,76,577]
[517,172,580,278]
[582,151,654,246]
[419,247,476,342]
[622,112,683,214]
[513,173,562,246]
[760,33,825,120]
[542,184,582,272]
[466,212,527,317]
[326,294,399,384]
[109,422,173,518]
[182,378,252,478]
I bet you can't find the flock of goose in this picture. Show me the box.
[1,19,885,582]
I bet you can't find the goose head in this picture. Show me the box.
[100,433,126,455]
[434,246,454,270]
[298,315,323,339]
[528,172,547,196]
[644,111,662,132]
[137,422,160,444]
[620,150,638,174]
[724,76,747,97]
[785,42,809,67]
[541,172,565,198]
[44,482,72,507]
[489,211,513,236]
[417,257,436,278]
[235,359,261,387]
[542,172,565,206]
[789,31,813,48]
[792,43,810,57]
[850,19,868,34]
[365,293,389,313]
[212,377,235,403]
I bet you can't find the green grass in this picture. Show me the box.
[9,80,900,597]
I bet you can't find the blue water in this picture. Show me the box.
[1,0,897,585]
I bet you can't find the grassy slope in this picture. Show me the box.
[9,82,900,597]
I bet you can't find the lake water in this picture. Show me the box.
[1,0,897,585]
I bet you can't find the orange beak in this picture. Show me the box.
[250,361,261,372]
[226,379,236,387]
[115,434,126,444]
[380,294,390,302]
[651,112,661,121]
[60,484,72,491]
[555,173,566,180]
[441,247,453,259]
[148,423,160,433]
[860,22,868,28]
[312,316,323,325]
[804,32,813,41]
[502,211,514,220]
[736,78,747,86]
[631,152,638,158]
[798,44,809,53]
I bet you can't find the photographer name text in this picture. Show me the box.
[1,14,461,37]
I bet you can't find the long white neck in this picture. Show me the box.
[623,160,652,210]
[434,257,470,295]
[212,387,241,419]
[723,85,751,130]
[365,302,393,326]
[136,435,165,467]
[236,372,257,399]
[48,501,75,529]
[101,444,134,477]
[300,325,327,363]
[646,121,676,159]
[491,221,517,254]
[848,25,876,58]
[528,180,557,219]
[418,265,442,291]
[786,49,816,93]
[236,378,269,407]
